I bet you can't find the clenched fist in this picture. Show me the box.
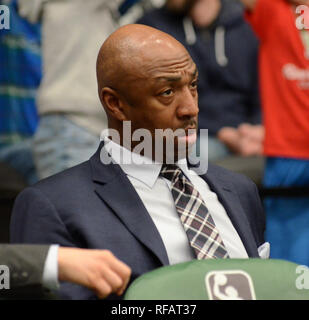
[58,248,132,299]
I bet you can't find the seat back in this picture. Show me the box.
[0,162,27,243]
[124,259,309,300]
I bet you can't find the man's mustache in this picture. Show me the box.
[181,119,198,131]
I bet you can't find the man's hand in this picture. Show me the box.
[57,248,132,299]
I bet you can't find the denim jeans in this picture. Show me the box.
[33,115,100,180]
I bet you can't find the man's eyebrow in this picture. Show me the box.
[155,75,182,82]
[155,68,198,82]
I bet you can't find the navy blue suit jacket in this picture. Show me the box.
[10,143,265,299]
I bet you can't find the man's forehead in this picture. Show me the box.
[135,52,197,79]
[153,65,198,83]
[97,24,197,89]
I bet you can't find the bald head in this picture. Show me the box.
[96,24,191,102]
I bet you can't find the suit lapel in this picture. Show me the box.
[90,143,170,266]
[199,167,260,258]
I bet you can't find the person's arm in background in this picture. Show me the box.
[0,244,131,299]
[0,244,51,299]
[218,124,264,156]
[217,6,264,158]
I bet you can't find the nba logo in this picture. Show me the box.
[205,270,256,300]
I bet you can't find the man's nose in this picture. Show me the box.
[176,87,199,119]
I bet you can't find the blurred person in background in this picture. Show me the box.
[17,0,161,180]
[0,0,41,185]
[138,0,264,163]
[242,0,309,266]
[16,0,121,180]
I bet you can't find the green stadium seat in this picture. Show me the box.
[124,259,309,300]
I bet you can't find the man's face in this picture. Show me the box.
[119,46,199,161]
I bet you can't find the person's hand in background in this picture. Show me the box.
[218,124,264,156]
[238,123,264,156]
[58,248,132,299]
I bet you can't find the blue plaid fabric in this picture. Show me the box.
[0,0,41,147]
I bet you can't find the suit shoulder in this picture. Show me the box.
[207,163,256,187]
[33,160,92,192]
[13,161,93,206]
[12,161,92,221]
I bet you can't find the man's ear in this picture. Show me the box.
[100,87,128,121]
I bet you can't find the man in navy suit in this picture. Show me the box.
[10,24,266,300]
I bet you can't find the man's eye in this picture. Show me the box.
[161,89,173,96]
[190,80,198,89]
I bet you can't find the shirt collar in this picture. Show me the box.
[101,136,192,189]
[102,136,161,189]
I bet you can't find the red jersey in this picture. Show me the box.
[246,0,309,159]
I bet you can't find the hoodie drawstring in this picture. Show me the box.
[214,26,228,67]
[183,18,228,67]
[183,17,196,46]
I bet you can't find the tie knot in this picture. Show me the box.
[160,164,182,181]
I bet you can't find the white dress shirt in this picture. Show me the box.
[102,137,248,265]
[42,244,59,290]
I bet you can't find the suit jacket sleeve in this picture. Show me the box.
[0,244,54,299]
[10,186,95,300]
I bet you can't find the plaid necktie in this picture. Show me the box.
[160,164,229,259]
